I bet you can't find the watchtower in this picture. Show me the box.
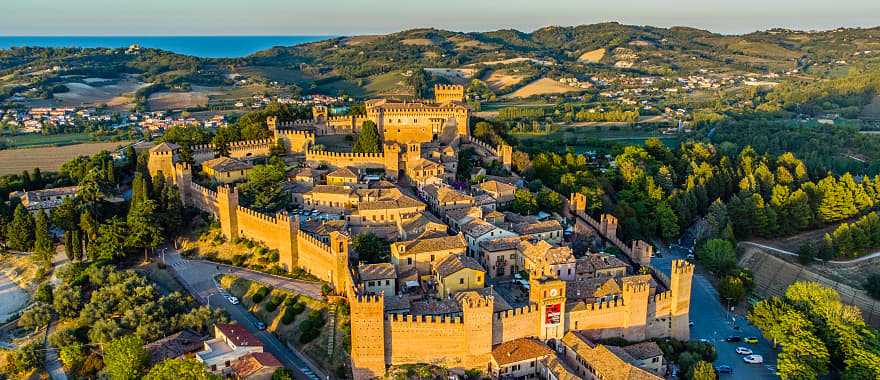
[216,185,240,241]
[600,214,618,239]
[433,84,465,104]
[569,192,587,214]
[621,275,651,341]
[499,144,513,171]
[462,294,494,368]
[350,293,386,380]
[630,240,653,267]
[147,142,180,182]
[670,260,694,340]
[330,231,351,293]
[529,277,567,340]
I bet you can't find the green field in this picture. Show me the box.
[513,125,681,151]
[1,132,98,148]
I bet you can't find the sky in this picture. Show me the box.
[3,0,880,36]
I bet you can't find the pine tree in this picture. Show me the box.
[5,204,35,251]
[126,199,162,261]
[352,120,381,153]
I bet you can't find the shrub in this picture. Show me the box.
[232,254,248,267]
[299,310,326,344]
[252,286,270,304]
[264,294,285,313]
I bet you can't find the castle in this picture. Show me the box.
[147,86,694,380]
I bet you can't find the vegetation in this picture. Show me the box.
[352,120,382,153]
[351,232,391,264]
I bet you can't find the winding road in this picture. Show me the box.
[740,241,880,264]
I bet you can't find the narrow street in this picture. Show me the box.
[652,238,779,379]
[163,249,326,380]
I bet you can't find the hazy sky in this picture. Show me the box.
[3,0,880,36]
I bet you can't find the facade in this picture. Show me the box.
[358,263,397,296]
[489,338,555,379]
[196,324,266,375]
[201,156,253,184]
[558,331,663,380]
[326,167,359,186]
[18,185,79,212]
[390,233,467,279]
[433,254,486,298]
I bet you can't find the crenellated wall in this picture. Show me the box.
[305,144,401,178]
[491,304,541,345]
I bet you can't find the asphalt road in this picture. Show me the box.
[163,249,326,380]
[652,238,779,379]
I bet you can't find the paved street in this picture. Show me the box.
[163,249,326,380]
[652,238,779,379]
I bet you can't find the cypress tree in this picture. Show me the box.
[34,211,53,263]
[352,121,381,153]
[5,204,35,251]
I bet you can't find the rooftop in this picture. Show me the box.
[394,234,467,256]
[513,220,563,236]
[216,323,261,348]
[561,331,663,380]
[230,352,283,378]
[434,253,485,278]
[491,337,554,366]
[202,156,253,173]
[327,166,359,179]
[359,262,397,282]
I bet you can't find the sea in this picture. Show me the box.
[0,36,333,58]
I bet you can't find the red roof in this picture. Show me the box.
[216,324,262,348]
[230,352,283,378]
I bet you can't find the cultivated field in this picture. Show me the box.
[400,38,434,46]
[578,48,606,63]
[53,77,147,109]
[148,86,224,110]
[504,77,583,98]
[424,68,477,84]
[861,96,880,119]
[482,69,527,92]
[0,141,131,175]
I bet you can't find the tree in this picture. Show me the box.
[511,189,539,215]
[272,368,295,380]
[536,189,563,213]
[352,233,391,264]
[143,359,218,380]
[238,162,289,213]
[18,302,52,332]
[5,203,35,251]
[865,273,880,300]
[696,239,737,275]
[718,275,746,304]
[689,361,717,380]
[656,201,680,241]
[59,342,85,372]
[89,217,128,260]
[53,283,82,318]
[34,210,53,264]
[126,199,163,261]
[102,335,149,380]
[353,120,381,154]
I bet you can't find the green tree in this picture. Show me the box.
[18,302,52,332]
[511,189,539,215]
[143,359,218,380]
[656,201,680,241]
[718,275,746,304]
[89,217,128,260]
[5,203,35,251]
[536,189,563,213]
[102,335,149,380]
[53,283,82,318]
[353,120,382,154]
[352,233,391,264]
[126,199,163,261]
[59,342,85,372]
[272,368,295,380]
[696,239,737,275]
[238,162,289,213]
[34,210,53,264]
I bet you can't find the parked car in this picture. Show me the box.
[743,355,764,364]
[686,253,695,260]
[255,321,266,330]
[714,365,733,374]
[227,296,239,305]
[744,337,759,344]
[689,321,695,327]
[725,336,742,342]
[735,347,753,355]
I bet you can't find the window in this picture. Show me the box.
[407,258,412,265]
[430,254,435,262]
[459,278,465,284]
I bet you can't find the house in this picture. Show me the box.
[202,157,254,184]
[143,329,206,365]
[406,157,446,186]
[196,324,264,375]
[519,240,577,281]
[478,236,524,278]
[19,186,79,212]
[229,352,283,380]
[289,167,324,185]
[358,262,397,296]
[619,341,665,376]
[326,167,359,186]
[433,253,486,298]
[576,253,628,280]
[558,331,663,380]
[420,184,475,218]
[512,220,564,244]
[461,219,516,257]
[490,338,555,379]
[479,180,516,206]
[390,233,467,279]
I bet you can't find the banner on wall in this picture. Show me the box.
[545,303,561,325]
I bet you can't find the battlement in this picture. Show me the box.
[462,295,494,309]
[307,149,386,160]
[494,304,540,320]
[217,185,238,197]
[191,143,216,152]
[387,313,464,325]
[297,230,331,252]
[228,138,274,148]
[672,259,694,274]
[601,214,618,225]
[150,150,174,157]
[578,297,626,312]
[237,206,284,223]
[353,293,384,305]
[278,120,316,128]
[623,279,651,293]
[653,290,672,303]
[190,182,217,198]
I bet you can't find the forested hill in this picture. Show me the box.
[245,23,880,78]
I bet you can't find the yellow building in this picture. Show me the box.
[391,233,467,279]
[433,253,486,298]
[326,167,359,186]
[201,156,254,184]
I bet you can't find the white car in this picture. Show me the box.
[227,296,239,305]
[735,347,753,355]
[743,354,764,364]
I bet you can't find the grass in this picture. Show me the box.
[513,125,680,150]
[364,71,413,97]
[0,132,97,148]
[219,275,350,376]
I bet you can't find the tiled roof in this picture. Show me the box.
[230,352,283,378]
[480,180,516,195]
[356,194,425,211]
[215,324,261,348]
[149,142,179,152]
[479,236,525,252]
[577,254,629,275]
[454,288,512,312]
[461,218,497,238]
[359,262,397,281]
[293,167,323,178]
[327,167,358,179]
[622,342,664,361]
[561,332,663,380]
[395,234,467,256]
[409,158,444,171]
[143,329,205,365]
[301,220,348,237]
[566,278,621,303]
[520,240,575,265]
[491,337,554,366]
[542,356,581,380]
[514,220,562,235]
[434,253,485,278]
[202,156,253,173]
[311,185,354,195]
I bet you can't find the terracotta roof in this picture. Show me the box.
[622,342,664,361]
[149,142,179,153]
[434,254,485,278]
[359,262,397,281]
[542,356,581,380]
[566,278,621,303]
[461,219,498,238]
[301,220,349,237]
[514,220,563,236]
[202,156,253,173]
[327,167,358,179]
[311,185,354,195]
[293,167,323,178]
[491,338,554,366]
[357,194,425,211]
[143,329,205,365]
[394,233,466,256]
[215,324,261,348]
[230,352,283,378]
[561,332,663,380]
[577,254,629,275]
[479,236,525,252]
[520,240,576,265]
[454,288,512,312]
[480,180,516,195]
[409,158,444,171]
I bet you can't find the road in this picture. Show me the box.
[741,241,880,264]
[163,248,326,380]
[652,237,779,379]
